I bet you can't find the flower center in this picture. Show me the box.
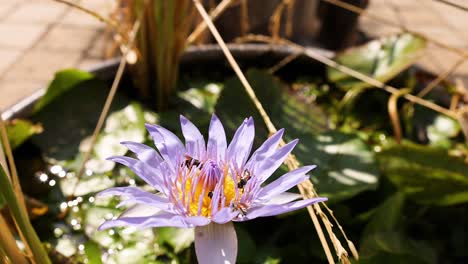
[176,157,240,217]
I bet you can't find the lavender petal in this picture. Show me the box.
[97,186,174,213]
[120,141,163,166]
[107,156,167,193]
[242,197,328,221]
[207,114,227,161]
[256,139,299,183]
[227,117,255,169]
[120,204,161,218]
[195,222,237,264]
[245,129,284,169]
[99,214,210,230]
[262,192,302,205]
[212,207,238,224]
[145,124,185,169]
[180,115,206,159]
[256,165,316,201]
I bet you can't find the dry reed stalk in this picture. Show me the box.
[237,34,458,120]
[388,88,411,144]
[450,79,463,111]
[269,1,287,40]
[74,21,140,194]
[240,0,250,35]
[269,0,296,40]
[0,215,28,264]
[268,52,301,74]
[192,1,345,263]
[187,0,236,44]
[0,119,34,261]
[417,57,465,98]
[285,0,295,38]
[52,0,121,34]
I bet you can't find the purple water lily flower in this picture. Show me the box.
[98,114,327,263]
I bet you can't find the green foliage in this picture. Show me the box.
[157,227,194,253]
[178,83,223,113]
[0,164,51,263]
[34,69,94,113]
[300,131,380,202]
[31,76,131,161]
[377,141,468,205]
[5,119,42,149]
[216,70,379,201]
[359,193,437,264]
[328,33,426,90]
[84,241,103,264]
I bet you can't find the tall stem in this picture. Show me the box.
[0,215,28,264]
[0,165,51,264]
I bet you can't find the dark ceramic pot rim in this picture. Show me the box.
[2,43,333,121]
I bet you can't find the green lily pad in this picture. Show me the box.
[328,33,426,90]
[216,69,328,142]
[426,115,460,148]
[178,83,223,113]
[215,69,379,201]
[157,227,194,253]
[377,141,468,205]
[34,69,94,113]
[360,193,436,264]
[31,77,131,161]
[94,103,147,160]
[84,240,103,264]
[60,174,115,197]
[5,119,43,149]
[303,131,380,202]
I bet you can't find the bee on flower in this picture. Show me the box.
[98,114,327,263]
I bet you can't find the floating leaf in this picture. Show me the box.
[60,174,115,197]
[32,78,131,161]
[304,131,380,201]
[216,69,328,143]
[360,193,436,264]
[157,227,194,253]
[328,33,426,90]
[55,236,78,257]
[84,240,103,264]
[235,226,257,264]
[5,119,43,149]
[34,69,94,113]
[94,103,146,160]
[426,115,460,148]
[360,232,436,264]
[178,83,223,113]
[377,141,468,205]
[362,193,405,236]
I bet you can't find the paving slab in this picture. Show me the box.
[5,1,67,24]
[0,78,41,112]
[0,49,21,75]
[0,23,47,50]
[35,25,100,51]
[3,48,82,81]
[361,0,468,82]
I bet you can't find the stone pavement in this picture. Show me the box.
[1,0,468,110]
[360,0,468,82]
[0,0,112,111]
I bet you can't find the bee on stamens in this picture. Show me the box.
[237,169,252,189]
[232,202,249,216]
[207,191,213,199]
[182,155,202,169]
